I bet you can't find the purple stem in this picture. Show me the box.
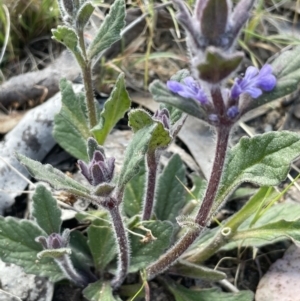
[146,124,231,280]
[56,254,88,287]
[109,203,129,289]
[195,125,231,225]
[142,150,158,220]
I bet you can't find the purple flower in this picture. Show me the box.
[227,106,239,119]
[167,76,208,105]
[231,64,276,99]
[78,150,115,186]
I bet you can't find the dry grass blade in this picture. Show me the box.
[0,4,10,65]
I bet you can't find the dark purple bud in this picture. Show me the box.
[227,105,239,119]
[173,0,254,54]
[153,108,171,130]
[78,160,92,182]
[78,150,115,186]
[167,76,208,105]
[231,64,277,99]
[48,233,65,249]
[201,0,229,45]
[36,230,70,250]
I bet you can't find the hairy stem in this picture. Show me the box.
[184,229,231,264]
[78,29,97,129]
[195,126,231,226]
[56,254,88,287]
[142,150,158,220]
[109,204,129,289]
[146,125,231,280]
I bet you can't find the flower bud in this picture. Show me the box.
[78,150,115,186]
[153,108,171,130]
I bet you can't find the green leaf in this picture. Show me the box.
[197,49,243,83]
[164,279,254,301]
[16,153,92,199]
[69,230,94,273]
[232,218,300,246]
[76,1,95,30]
[123,160,146,217]
[225,186,278,232]
[149,122,172,151]
[87,224,117,271]
[51,26,84,65]
[37,248,71,259]
[53,79,90,160]
[52,25,78,50]
[128,109,153,133]
[83,280,121,301]
[117,124,155,188]
[173,260,226,281]
[185,174,206,202]
[75,210,109,224]
[248,46,300,110]
[214,131,300,212]
[32,184,62,235]
[92,73,131,145]
[129,221,173,272]
[128,109,172,151]
[0,217,64,282]
[87,0,125,60]
[224,202,300,249]
[155,154,186,222]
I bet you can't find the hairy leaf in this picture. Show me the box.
[214,131,300,212]
[155,154,186,222]
[128,109,172,151]
[197,49,243,83]
[172,260,226,281]
[32,184,62,235]
[76,2,95,30]
[117,125,155,188]
[129,221,173,272]
[69,230,94,273]
[16,153,92,199]
[164,279,254,301]
[87,224,116,271]
[123,161,146,217]
[53,79,90,160]
[52,26,84,65]
[83,281,121,301]
[223,202,300,249]
[92,74,131,144]
[87,0,125,60]
[0,217,64,282]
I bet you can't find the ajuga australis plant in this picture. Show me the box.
[2,0,300,300]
